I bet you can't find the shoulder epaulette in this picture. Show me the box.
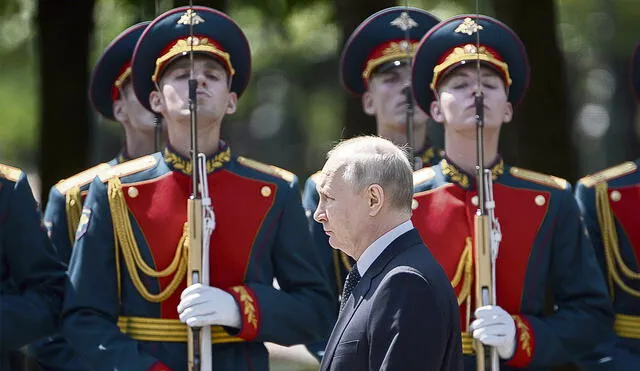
[579,161,637,188]
[0,163,23,182]
[510,167,568,190]
[99,155,157,182]
[413,167,435,187]
[237,156,295,183]
[54,163,112,195]
[309,170,322,184]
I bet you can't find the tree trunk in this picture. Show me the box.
[37,0,95,206]
[333,0,396,139]
[491,0,576,183]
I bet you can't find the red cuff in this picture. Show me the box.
[228,285,260,340]
[148,361,172,371]
[506,314,535,368]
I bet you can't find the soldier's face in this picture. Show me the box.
[362,64,429,139]
[314,158,370,258]
[119,82,157,132]
[430,65,512,134]
[152,55,237,124]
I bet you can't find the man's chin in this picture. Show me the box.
[328,239,352,257]
[327,237,341,250]
[175,110,221,122]
[388,117,428,129]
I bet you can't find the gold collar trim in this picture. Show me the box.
[164,146,231,175]
[116,151,130,165]
[441,157,504,189]
[418,146,443,168]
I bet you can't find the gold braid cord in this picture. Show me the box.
[451,237,474,330]
[595,182,640,298]
[65,186,83,243]
[108,177,188,303]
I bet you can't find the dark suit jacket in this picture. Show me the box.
[320,228,462,371]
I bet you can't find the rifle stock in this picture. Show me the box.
[474,212,499,370]
[187,199,202,370]
[187,154,215,371]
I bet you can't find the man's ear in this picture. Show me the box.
[225,92,238,115]
[362,91,376,116]
[113,99,127,123]
[367,184,384,217]
[430,99,444,123]
[503,102,513,123]
[149,90,164,115]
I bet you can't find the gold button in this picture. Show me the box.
[610,190,622,202]
[128,186,139,198]
[70,199,76,206]
[535,195,545,206]
[261,186,272,197]
[411,199,419,210]
[471,195,478,206]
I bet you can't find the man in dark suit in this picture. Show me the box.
[313,135,462,371]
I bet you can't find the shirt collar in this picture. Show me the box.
[356,220,414,276]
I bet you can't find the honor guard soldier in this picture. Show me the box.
[0,164,66,370]
[61,6,333,371]
[44,21,163,265]
[36,24,164,369]
[573,42,640,370]
[410,15,612,369]
[301,7,440,358]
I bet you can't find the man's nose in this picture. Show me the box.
[401,84,413,100]
[194,71,208,87]
[471,81,483,96]
[313,205,326,224]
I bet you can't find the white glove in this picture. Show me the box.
[470,305,516,359]
[177,283,241,329]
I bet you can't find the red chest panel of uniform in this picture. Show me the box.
[122,170,277,318]
[412,183,549,319]
[609,185,640,267]
[412,184,471,286]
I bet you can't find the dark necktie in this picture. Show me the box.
[340,265,361,313]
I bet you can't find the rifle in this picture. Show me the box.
[472,13,502,371]
[402,1,420,170]
[405,84,419,170]
[186,4,215,371]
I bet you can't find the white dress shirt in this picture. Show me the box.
[356,220,414,276]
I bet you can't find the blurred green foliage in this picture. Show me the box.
[0,0,36,167]
[1,0,639,176]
